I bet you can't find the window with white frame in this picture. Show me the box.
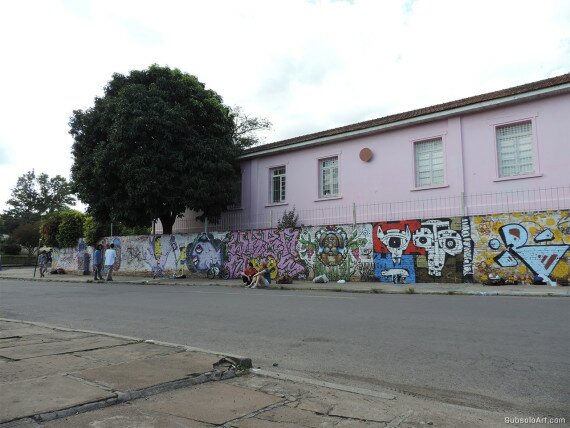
[319,157,339,198]
[496,120,534,178]
[271,166,286,203]
[414,138,444,187]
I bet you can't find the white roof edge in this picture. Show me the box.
[239,83,570,160]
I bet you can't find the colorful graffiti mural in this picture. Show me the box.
[298,225,373,281]
[372,218,470,283]
[49,210,568,285]
[186,232,224,273]
[225,228,305,279]
[473,211,570,284]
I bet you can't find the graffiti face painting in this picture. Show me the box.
[413,220,462,277]
[316,228,348,266]
[187,233,223,272]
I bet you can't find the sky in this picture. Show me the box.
[1,0,569,212]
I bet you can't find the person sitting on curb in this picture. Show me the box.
[241,262,257,287]
[249,262,271,289]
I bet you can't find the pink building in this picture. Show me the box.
[165,73,570,233]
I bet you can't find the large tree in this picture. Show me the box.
[2,170,75,232]
[70,65,257,234]
[11,222,40,258]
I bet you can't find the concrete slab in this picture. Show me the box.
[233,405,341,427]
[0,336,133,360]
[0,331,94,349]
[329,398,391,423]
[43,402,213,428]
[0,326,57,338]
[1,353,104,383]
[0,418,40,428]
[73,351,219,391]
[75,342,182,365]
[0,375,115,423]
[137,382,283,425]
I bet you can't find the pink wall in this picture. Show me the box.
[232,93,570,226]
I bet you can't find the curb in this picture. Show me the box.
[1,274,568,298]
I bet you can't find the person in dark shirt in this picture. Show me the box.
[93,244,104,280]
[241,262,257,286]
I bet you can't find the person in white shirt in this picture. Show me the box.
[104,243,117,281]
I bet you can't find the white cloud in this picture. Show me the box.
[0,0,569,211]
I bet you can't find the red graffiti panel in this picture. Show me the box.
[373,220,426,255]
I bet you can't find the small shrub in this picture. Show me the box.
[405,287,416,294]
[277,207,299,229]
[1,241,21,255]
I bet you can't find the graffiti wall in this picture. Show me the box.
[372,218,473,283]
[472,210,570,285]
[50,210,568,285]
[225,228,305,279]
[297,224,374,281]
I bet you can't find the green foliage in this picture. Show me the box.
[83,216,106,246]
[230,106,272,148]
[120,224,151,236]
[11,222,40,257]
[3,170,75,222]
[1,240,21,255]
[70,64,256,234]
[56,211,85,248]
[40,213,63,247]
[277,207,299,229]
[405,287,416,294]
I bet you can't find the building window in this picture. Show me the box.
[319,157,339,198]
[271,166,286,203]
[496,120,534,178]
[414,138,444,187]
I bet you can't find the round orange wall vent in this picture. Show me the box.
[359,148,373,162]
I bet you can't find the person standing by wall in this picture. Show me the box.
[104,243,117,281]
[93,244,104,281]
[38,251,48,278]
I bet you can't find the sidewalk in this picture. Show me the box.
[1,266,569,298]
[0,319,525,427]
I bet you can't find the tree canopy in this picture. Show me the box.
[2,170,75,233]
[11,222,40,257]
[70,65,264,234]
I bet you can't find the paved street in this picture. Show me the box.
[1,279,568,418]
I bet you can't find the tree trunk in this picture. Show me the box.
[159,214,176,235]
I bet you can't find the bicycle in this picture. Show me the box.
[151,265,164,279]
[206,264,230,280]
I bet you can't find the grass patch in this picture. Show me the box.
[447,290,456,295]
[405,287,416,294]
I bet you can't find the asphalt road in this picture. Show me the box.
[1,280,568,417]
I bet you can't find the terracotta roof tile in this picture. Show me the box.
[243,73,570,156]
